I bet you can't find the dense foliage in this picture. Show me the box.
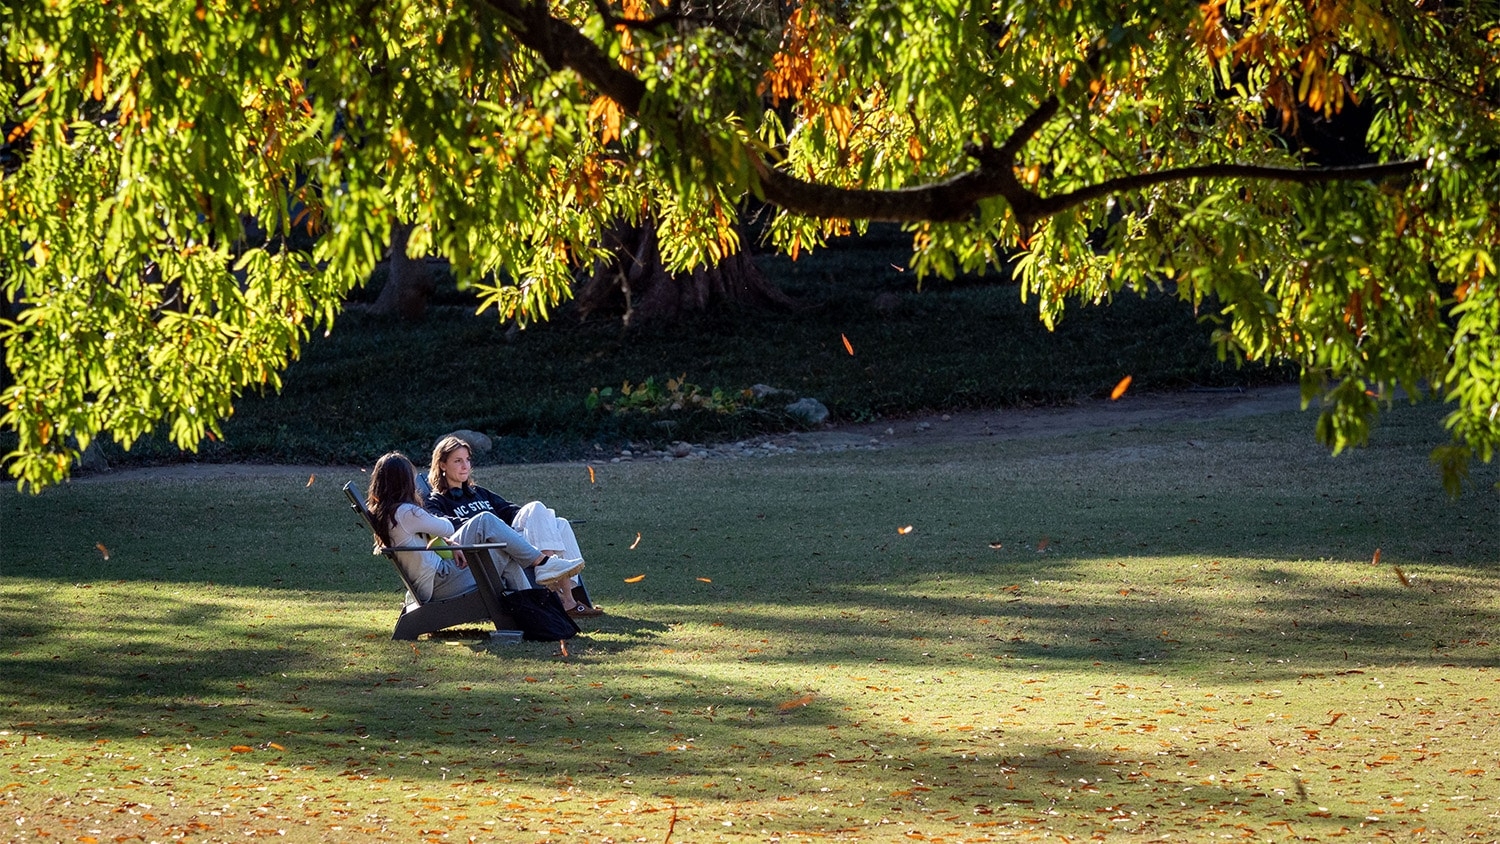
[2,0,1497,490]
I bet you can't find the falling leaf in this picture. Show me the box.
[897,525,914,535]
[1037,536,1051,552]
[588,465,596,483]
[629,532,642,550]
[1110,375,1133,400]
[95,543,110,561]
[305,473,316,487]
[230,745,253,753]
[696,577,712,583]
[1372,547,1382,565]
[625,574,645,583]
[1394,565,1412,587]
[558,640,569,657]
[890,263,906,272]
[988,541,1003,549]
[841,333,855,355]
[778,693,816,711]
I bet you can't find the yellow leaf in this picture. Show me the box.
[625,574,645,583]
[1110,375,1133,400]
[696,577,712,582]
[588,465,596,483]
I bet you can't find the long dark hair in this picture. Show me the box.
[366,452,420,547]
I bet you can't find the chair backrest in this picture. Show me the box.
[343,481,425,601]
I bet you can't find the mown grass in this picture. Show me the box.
[72,235,1291,469]
[3,399,1497,842]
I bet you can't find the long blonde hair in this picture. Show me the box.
[428,434,474,494]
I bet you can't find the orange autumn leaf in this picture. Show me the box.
[1110,375,1133,400]
[625,574,646,583]
[897,525,914,535]
[1372,547,1382,565]
[629,531,642,550]
[230,745,253,753]
[778,693,816,711]
[305,473,315,487]
[841,333,855,355]
[1037,536,1051,552]
[588,465,596,483]
[91,51,104,101]
[267,742,285,751]
[95,542,110,560]
[1394,565,1412,587]
[587,95,623,144]
[696,577,712,583]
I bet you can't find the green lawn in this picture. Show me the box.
[3,401,1497,842]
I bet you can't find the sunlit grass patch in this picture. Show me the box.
[3,403,1497,841]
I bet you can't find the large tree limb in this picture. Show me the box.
[470,0,1429,229]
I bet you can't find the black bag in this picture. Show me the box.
[501,588,581,641]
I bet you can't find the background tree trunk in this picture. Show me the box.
[370,221,435,320]
[575,220,793,326]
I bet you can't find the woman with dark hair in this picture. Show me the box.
[425,435,602,618]
[365,452,583,603]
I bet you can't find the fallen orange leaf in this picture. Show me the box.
[230,745,253,753]
[778,693,816,711]
[841,333,855,355]
[1110,375,1133,400]
[267,742,285,751]
[95,543,110,560]
[696,577,712,583]
[625,574,645,583]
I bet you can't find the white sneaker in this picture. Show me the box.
[532,556,584,585]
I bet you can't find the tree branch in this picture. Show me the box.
[467,0,1428,228]
[1025,158,1428,223]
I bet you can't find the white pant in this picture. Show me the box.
[512,501,586,603]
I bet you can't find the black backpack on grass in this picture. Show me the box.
[500,588,581,641]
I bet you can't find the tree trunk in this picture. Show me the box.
[575,220,792,326]
[370,221,435,320]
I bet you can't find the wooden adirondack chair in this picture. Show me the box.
[343,481,523,640]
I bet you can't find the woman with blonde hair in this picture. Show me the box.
[425,435,603,617]
[365,452,583,603]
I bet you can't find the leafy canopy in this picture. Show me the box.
[2,0,1498,491]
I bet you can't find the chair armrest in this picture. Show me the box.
[379,542,508,553]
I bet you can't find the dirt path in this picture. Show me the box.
[782,383,1306,452]
[68,385,1307,483]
